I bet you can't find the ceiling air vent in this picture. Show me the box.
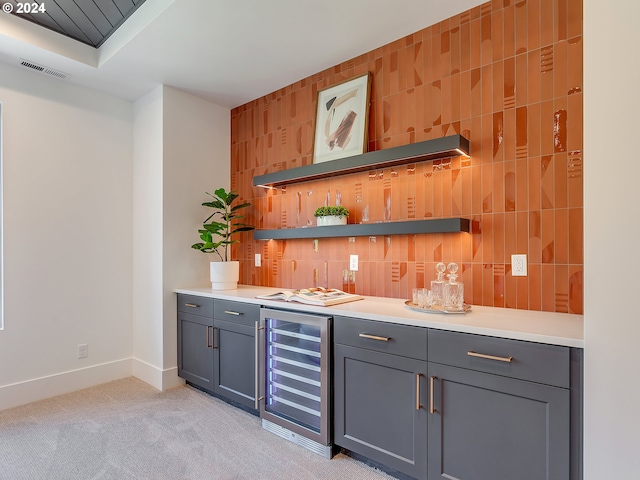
[19,59,70,80]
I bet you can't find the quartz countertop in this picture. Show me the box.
[175,285,584,348]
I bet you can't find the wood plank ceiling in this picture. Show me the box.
[7,0,146,48]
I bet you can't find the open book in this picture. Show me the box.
[256,288,363,307]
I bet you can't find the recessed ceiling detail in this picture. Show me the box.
[7,0,146,48]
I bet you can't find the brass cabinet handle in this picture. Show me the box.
[184,303,199,308]
[429,376,436,414]
[206,326,213,348]
[212,327,218,349]
[416,374,422,411]
[358,333,390,342]
[467,351,513,363]
[224,310,242,316]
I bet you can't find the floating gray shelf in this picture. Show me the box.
[253,218,471,240]
[253,134,470,187]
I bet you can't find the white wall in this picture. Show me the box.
[161,86,230,370]
[132,85,229,390]
[584,0,640,476]
[0,63,133,410]
[132,86,165,385]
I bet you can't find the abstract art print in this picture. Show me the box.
[312,73,371,164]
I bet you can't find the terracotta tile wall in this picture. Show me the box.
[230,0,583,314]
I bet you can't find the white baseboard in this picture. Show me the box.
[0,358,132,411]
[131,357,184,391]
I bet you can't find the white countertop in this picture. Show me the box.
[175,285,584,348]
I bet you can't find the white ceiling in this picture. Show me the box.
[0,0,484,108]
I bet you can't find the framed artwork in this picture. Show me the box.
[312,73,371,164]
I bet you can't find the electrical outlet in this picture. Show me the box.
[349,255,359,271]
[511,254,528,276]
[77,344,88,359]
[255,253,261,267]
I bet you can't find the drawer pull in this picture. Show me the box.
[224,310,242,316]
[184,303,199,308]
[429,376,436,414]
[467,351,513,363]
[416,374,422,411]
[358,333,390,342]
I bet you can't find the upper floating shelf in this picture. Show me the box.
[253,218,471,240]
[253,134,470,188]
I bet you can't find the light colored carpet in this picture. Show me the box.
[0,377,395,480]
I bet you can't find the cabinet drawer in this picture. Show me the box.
[428,329,570,388]
[334,316,427,360]
[214,300,259,327]
[177,294,214,317]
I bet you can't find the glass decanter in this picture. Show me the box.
[444,262,464,311]
[431,262,446,307]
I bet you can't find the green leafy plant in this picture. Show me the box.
[191,188,255,262]
[313,205,350,218]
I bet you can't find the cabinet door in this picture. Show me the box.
[213,318,257,410]
[427,363,570,480]
[178,312,214,391]
[334,344,428,480]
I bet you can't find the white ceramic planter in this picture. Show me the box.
[210,260,239,290]
[316,215,347,226]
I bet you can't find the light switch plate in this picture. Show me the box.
[255,253,261,267]
[349,255,359,271]
[511,254,527,276]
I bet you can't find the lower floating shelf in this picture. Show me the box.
[253,218,470,240]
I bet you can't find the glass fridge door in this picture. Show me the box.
[259,309,330,445]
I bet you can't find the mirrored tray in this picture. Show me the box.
[404,300,472,315]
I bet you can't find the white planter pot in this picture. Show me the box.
[316,215,347,226]
[210,260,239,290]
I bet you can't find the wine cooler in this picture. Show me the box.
[259,308,332,458]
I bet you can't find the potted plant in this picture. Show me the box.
[314,205,350,226]
[191,187,255,290]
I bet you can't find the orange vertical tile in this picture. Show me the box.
[568,0,582,39]
[460,22,471,72]
[503,4,515,58]
[492,10,503,62]
[493,61,504,113]
[529,210,542,264]
[515,53,528,107]
[483,263,494,306]
[469,19,482,69]
[555,265,569,313]
[568,207,583,265]
[527,262,543,310]
[481,12,493,66]
[555,208,569,264]
[568,265,583,314]
[528,0,541,51]
[494,213,505,264]
[514,0,528,55]
[472,262,483,305]
[482,65,493,115]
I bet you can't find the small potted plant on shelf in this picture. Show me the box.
[191,187,255,290]
[314,205,350,226]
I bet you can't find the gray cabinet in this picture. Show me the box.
[334,316,428,480]
[177,294,215,391]
[427,329,574,480]
[177,295,258,413]
[213,300,259,410]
